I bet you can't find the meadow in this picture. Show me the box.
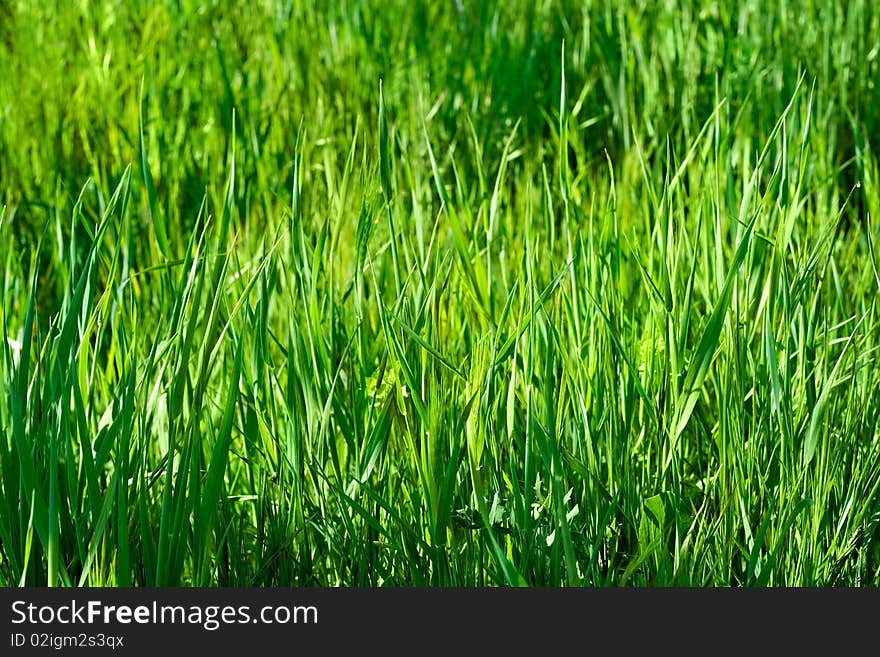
[1,0,879,586]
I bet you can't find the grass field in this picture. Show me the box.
[1,0,879,586]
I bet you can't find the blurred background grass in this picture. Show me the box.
[2,1,876,255]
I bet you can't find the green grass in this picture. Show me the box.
[1,0,879,586]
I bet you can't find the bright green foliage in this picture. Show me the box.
[1,1,879,586]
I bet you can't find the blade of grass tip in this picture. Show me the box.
[42,176,126,585]
[424,129,489,317]
[490,121,520,237]
[139,76,169,259]
[792,183,859,304]
[290,118,307,267]
[779,83,814,254]
[465,114,488,220]
[667,98,727,196]
[668,210,758,464]
[559,40,569,207]
[219,108,237,248]
[189,111,237,430]
[378,79,392,201]
[379,79,402,295]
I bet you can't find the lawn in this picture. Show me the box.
[1,0,879,586]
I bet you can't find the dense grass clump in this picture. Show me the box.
[1,1,879,586]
